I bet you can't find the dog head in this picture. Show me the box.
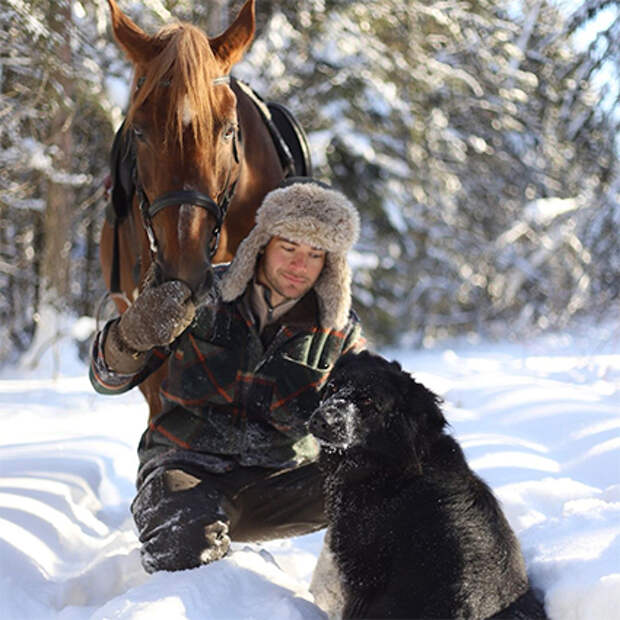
[308,351,447,470]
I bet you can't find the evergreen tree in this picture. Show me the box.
[0,0,113,365]
[0,0,616,365]
[238,0,618,345]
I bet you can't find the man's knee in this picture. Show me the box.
[131,467,232,572]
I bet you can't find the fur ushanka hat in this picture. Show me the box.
[220,177,360,330]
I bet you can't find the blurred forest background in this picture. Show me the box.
[1,0,618,366]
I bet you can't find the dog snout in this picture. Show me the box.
[309,401,340,436]
[309,401,353,449]
[307,412,329,439]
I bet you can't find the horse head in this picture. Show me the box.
[107,0,255,303]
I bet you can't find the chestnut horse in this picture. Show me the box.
[100,0,289,420]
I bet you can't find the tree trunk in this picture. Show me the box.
[41,1,74,311]
[21,1,75,375]
[207,0,228,34]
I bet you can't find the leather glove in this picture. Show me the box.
[104,280,195,373]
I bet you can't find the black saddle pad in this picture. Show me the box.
[109,121,135,221]
[267,102,313,178]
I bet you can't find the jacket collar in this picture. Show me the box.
[238,285,320,332]
[250,279,299,333]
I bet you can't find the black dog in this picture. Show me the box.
[308,351,547,619]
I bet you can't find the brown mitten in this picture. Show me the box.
[103,280,195,373]
[118,280,196,351]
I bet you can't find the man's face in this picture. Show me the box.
[256,236,326,306]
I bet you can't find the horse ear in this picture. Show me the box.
[107,0,156,66]
[210,0,255,72]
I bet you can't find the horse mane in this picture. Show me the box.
[126,22,230,152]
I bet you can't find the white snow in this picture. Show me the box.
[524,197,580,224]
[1,319,619,619]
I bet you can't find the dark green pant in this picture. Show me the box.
[131,462,327,572]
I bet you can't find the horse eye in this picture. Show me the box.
[222,123,236,141]
[132,125,145,141]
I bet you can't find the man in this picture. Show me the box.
[90,177,365,572]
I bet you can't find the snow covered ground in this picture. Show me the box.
[0,319,618,619]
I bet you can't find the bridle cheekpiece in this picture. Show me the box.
[133,75,239,260]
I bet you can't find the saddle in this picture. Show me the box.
[106,78,312,224]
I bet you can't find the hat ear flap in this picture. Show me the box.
[314,253,352,330]
[220,229,270,302]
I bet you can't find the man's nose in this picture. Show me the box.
[290,252,308,271]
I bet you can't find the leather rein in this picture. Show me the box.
[133,75,239,260]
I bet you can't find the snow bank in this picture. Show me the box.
[0,321,618,619]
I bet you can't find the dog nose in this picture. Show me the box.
[307,413,329,439]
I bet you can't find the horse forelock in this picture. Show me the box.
[126,22,232,155]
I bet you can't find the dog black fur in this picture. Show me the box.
[308,350,547,620]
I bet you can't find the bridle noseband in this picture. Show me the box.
[136,178,237,259]
[134,75,239,260]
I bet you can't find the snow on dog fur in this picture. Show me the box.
[308,350,547,619]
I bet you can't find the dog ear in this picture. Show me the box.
[400,427,424,477]
[416,380,447,435]
[396,373,447,475]
[388,358,403,373]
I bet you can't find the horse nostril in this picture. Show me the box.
[144,260,164,290]
[191,266,220,308]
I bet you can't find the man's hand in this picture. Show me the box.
[104,280,195,373]
[119,280,196,351]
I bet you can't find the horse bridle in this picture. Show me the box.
[133,75,239,260]
[135,175,238,260]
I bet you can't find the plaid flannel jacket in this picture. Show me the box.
[90,285,364,475]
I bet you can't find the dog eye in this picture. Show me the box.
[322,383,338,398]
